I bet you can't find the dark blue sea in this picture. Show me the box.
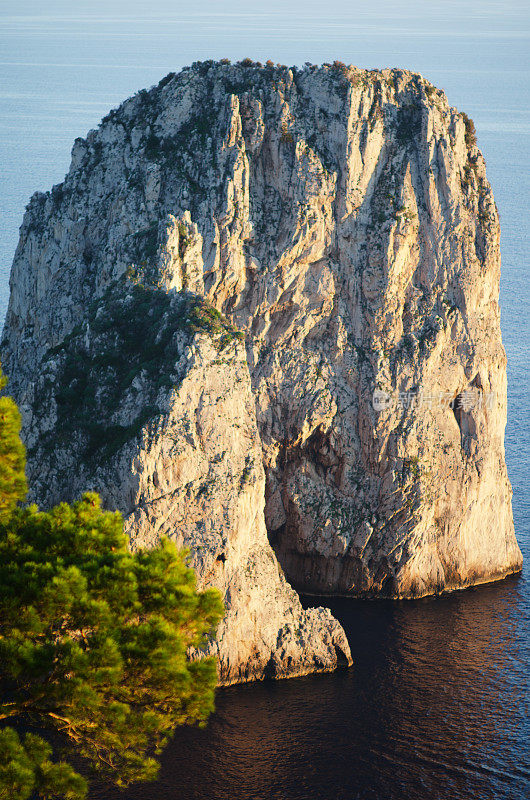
[1,3,528,798]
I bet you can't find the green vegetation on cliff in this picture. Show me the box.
[35,283,244,463]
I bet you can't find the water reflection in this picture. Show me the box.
[93,573,529,800]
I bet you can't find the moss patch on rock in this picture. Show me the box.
[34,283,244,462]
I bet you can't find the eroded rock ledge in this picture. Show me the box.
[2,60,522,681]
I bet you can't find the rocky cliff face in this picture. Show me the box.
[12,282,350,684]
[2,61,522,678]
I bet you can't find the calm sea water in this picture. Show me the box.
[1,3,529,798]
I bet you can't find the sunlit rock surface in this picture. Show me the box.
[2,60,522,679]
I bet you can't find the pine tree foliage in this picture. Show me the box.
[0,367,223,796]
[0,728,87,800]
[0,371,27,522]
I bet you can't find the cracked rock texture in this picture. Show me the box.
[2,283,351,687]
[2,61,522,677]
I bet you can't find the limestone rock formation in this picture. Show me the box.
[14,283,350,683]
[2,61,522,678]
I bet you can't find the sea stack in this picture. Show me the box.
[2,61,522,682]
